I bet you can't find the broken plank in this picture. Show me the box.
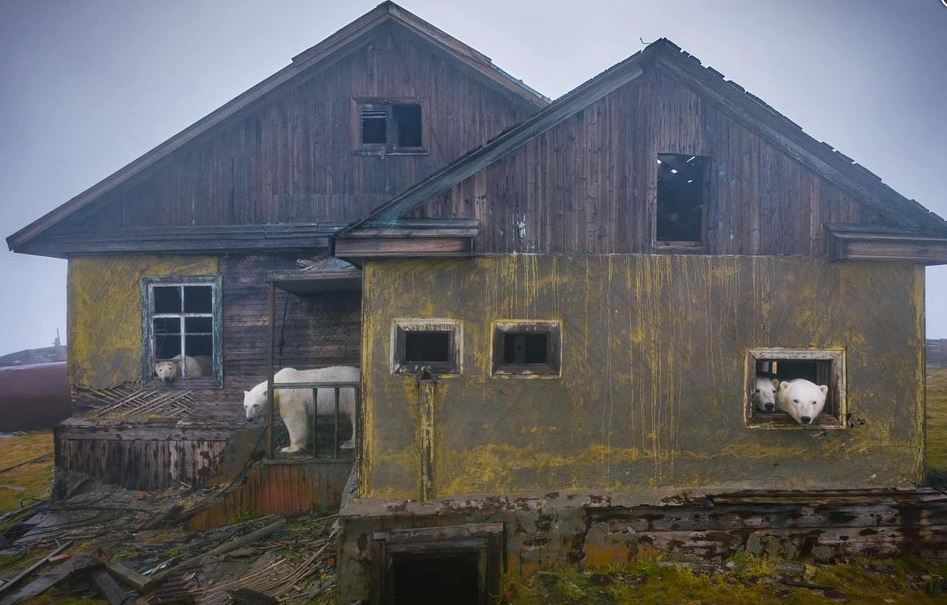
[0,540,72,598]
[91,568,131,605]
[105,561,153,593]
[205,518,287,557]
[0,555,95,605]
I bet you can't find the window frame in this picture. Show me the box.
[743,347,847,429]
[490,320,562,378]
[654,153,711,253]
[140,275,223,387]
[354,97,428,156]
[391,319,462,376]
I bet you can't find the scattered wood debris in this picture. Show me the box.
[0,471,339,604]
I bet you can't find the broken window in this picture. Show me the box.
[392,320,461,375]
[745,348,846,429]
[656,153,709,246]
[143,277,221,384]
[492,321,561,377]
[357,100,424,153]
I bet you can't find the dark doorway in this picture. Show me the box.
[390,551,481,605]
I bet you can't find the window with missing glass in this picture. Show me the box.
[491,321,561,377]
[655,153,709,249]
[142,276,222,384]
[356,99,425,154]
[391,320,462,375]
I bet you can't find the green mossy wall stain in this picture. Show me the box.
[359,255,924,499]
[68,255,218,389]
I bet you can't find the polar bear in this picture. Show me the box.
[243,366,359,454]
[154,354,204,383]
[776,378,828,425]
[751,376,779,412]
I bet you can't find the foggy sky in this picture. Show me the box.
[1,0,945,355]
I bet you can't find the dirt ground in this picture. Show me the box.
[0,432,53,513]
[927,368,947,475]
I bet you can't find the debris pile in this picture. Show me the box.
[0,473,338,604]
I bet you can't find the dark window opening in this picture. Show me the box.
[492,321,560,377]
[390,552,480,605]
[360,105,387,145]
[746,349,845,429]
[393,321,461,375]
[503,333,548,364]
[404,331,451,363]
[656,153,708,244]
[393,104,422,148]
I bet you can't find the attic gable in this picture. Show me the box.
[342,39,947,245]
[6,2,546,256]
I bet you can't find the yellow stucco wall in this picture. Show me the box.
[359,255,925,501]
[68,255,218,388]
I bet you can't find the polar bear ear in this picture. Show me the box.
[778,381,789,391]
[819,385,828,395]
[770,378,779,389]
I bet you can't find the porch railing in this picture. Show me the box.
[265,381,361,460]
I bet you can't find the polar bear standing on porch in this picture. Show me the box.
[243,366,359,453]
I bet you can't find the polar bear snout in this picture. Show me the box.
[800,416,812,424]
[762,402,775,412]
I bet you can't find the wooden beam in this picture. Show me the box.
[827,228,947,264]
[334,236,473,258]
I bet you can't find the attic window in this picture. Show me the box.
[744,348,846,429]
[392,320,462,375]
[656,154,709,248]
[492,321,561,377]
[357,100,425,154]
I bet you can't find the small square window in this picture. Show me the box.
[392,320,461,375]
[656,153,708,248]
[492,321,561,377]
[356,99,425,154]
[745,348,846,429]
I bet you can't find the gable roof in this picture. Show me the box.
[341,39,947,236]
[6,1,547,254]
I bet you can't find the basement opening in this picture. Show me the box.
[745,348,846,429]
[656,153,709,248]
[390,551,480,605]
[392,319,462,375]
[404,331,450,364]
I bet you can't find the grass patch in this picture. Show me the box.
[0,431,54,513]
[928,368,947,474]
[501,555,947,605]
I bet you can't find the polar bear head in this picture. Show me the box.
[154,360,179,384]
[243,382,268,422]
[777,379,828,425]
[752,376,779,412]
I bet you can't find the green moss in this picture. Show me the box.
[927,368,947,473]
[501,557,947,605]
[0,431,54,514]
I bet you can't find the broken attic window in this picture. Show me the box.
[393,103,422,148]
[358,101,424,152]
[492,321,561,377]
[656,153,708,244]
[360,105,388,145]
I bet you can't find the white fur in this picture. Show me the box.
[751,376,779,412]
[154,354,204,383]
[244,366,359,454]
[776,378,828,425]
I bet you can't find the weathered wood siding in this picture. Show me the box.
[359,255,925,500]
[188,459,353,529]
[46,23,536,237]
[413,65,899,255]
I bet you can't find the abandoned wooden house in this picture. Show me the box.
[8,2,947,603]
